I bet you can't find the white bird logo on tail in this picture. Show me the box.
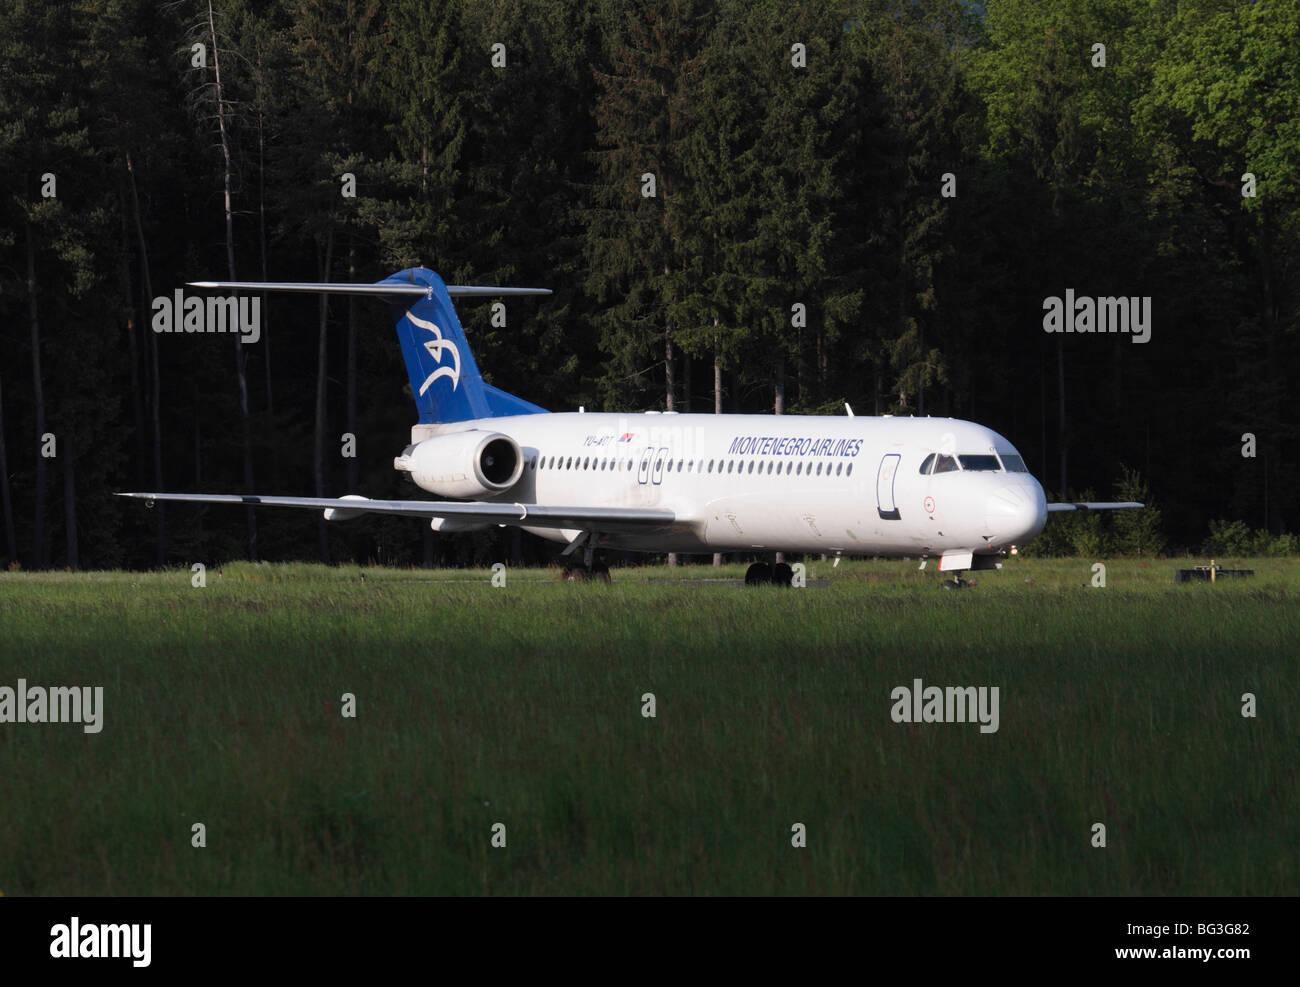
[407,312,461,394]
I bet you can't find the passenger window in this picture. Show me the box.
[836,463,842,475]
[846,464,853,476]
[708,460,714,473]
[747,461,754,473]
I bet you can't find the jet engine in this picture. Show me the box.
[394,430,523,499]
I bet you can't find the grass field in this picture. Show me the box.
[1,556,1295,895]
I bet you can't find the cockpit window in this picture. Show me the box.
[919,453,936,475]
[1000,454,1028,472]
[932,454,959,474]
[958,454,1001,471]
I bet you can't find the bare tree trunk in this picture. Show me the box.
[346,245,359,492]
[0,376,17,564]
[209,0,257,559]
[314,228,335,563]
[682,351,691,413]
[26,221,46,570]
[1039,353,1047,485]
[665,314,677,566]
[713,331,723,568]
[665,329,675,412]
[257,83,275,488]
[774,355,784,565]
[118,179,145,486]
[1056,335,1066,496]
[125,150,165,566]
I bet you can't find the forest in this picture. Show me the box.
[0,0,1295,569]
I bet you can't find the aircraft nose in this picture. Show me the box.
[986,481,1047,543]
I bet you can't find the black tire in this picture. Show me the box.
[772,562,793,587]
[745,562,773,586]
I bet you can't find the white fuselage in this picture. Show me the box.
[408,412,1048,559]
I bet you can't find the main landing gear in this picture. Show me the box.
[942,572,976,590]
[559,560,611,583]
[557,534,612,583]
[745,561,794,587]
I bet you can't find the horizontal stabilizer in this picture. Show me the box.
[117,492,673,534]
[187,281,551,298]
[1046,501,1145,512]
[189,267,550,424]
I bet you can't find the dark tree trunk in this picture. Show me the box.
[118,179,145,486]
[26,221,47,570]
[209,0,257,559]
[63,451,78,570]
[125,150,165,566]
[346,245,359,492]
[0,376,16,564]
[1057,335,1066,496]
[314,228,335,563]
[682,352,691,412]
[713,333,723,567]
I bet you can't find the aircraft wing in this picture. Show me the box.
[1046,501,1144,512]
[116,492,674,533]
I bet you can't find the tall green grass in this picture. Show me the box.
[1,557,1295,895]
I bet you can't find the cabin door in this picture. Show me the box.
[876,453,901,520]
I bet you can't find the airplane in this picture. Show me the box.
[119,266,1142,586]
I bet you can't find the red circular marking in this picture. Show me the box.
[924,496,936,514]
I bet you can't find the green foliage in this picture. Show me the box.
[1027,467,1166,558]
[0,0,1296,568]
[1111,464,1164,557]
[1203,519,1297,559]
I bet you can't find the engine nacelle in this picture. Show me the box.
[394,430,523,499]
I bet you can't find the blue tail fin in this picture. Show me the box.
[379,267,548,424]
[187,267,549,425]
